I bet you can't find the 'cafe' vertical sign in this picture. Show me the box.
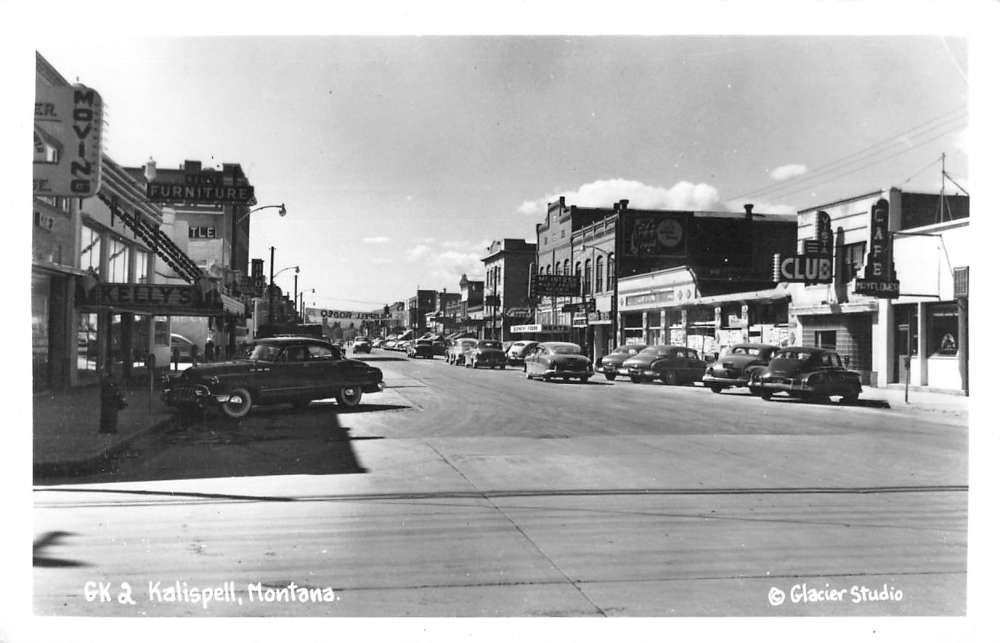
[853,198,900,298]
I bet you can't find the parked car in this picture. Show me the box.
[408,338,436,359]
[351,337,373,354]
[749,346,862,403]
[523,341,593,383]
[447,338,479,366]
[701,343,780,393]
[505,340,538,367]
[595,343,648,381]
[466,339,507,369]
[397,340,413,353]
[162,336,384,419]
[622,345,707,385]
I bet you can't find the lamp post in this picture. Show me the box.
[236,202,286,226]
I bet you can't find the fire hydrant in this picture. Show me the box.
[99,378,127,434]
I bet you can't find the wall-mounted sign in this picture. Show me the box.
[34,210,57,233]
[621,212,689,258]
[530,273,581,298]
[504,308,532,319]
[511,324,543,333]
[953,266,969,299]
[33,85,104,197]
[853,199,899,299]
[79,283,228,315]
[772,210,834,285]
[188,226,217,239]
[147,170,254,204]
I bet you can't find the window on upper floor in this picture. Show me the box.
[79,225,101,272]
[837,241,866,283]
[595,256,604,293]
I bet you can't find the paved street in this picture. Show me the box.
[34,352,967,616]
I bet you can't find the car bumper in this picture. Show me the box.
[756,378,814,393]
[363,381,386,393]
[541,367,593,377]
[702,373,750,387]
[162,384,222,408]
[626,368,657,380]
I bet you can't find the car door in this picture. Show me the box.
[304,344,338,399]
[684,348,704,381]
[265,344,314,401]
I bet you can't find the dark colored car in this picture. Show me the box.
[621,345,707,385]
[351,337,373,354]
[596,343,648,381]
[749,346,862,403]
[523,341,593,383]
[408,338,436,359]
[466,339,507,369]
[447,338,479,366]
[702,343,780,393]
[505,340,538,367]
[162,336,385,419]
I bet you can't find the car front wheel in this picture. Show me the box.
[221,387,254,419]
[709,384,723,394]
[336,385,363,408]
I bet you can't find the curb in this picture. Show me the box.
[33,416,176,480]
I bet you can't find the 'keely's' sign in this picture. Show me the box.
[854,199,899,299]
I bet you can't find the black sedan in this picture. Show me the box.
[621,345,708,385]
[702,343,779,393]
[466,339,507,369]
[596,343,648,381]
[523,342,593,383]
[749,346,862,403]
[162,337,384,418]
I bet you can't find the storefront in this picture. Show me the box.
[617,266,793,359]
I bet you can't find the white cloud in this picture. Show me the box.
[370,257,393,264]
[405,244,431,260]
[441,240,466,249]
[517,178,723,219]
[362,236,391,244]
[769,164,809,181]
[428,250,484,287]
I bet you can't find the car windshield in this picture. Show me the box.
[775,350,815,361]
[479,341,502,349]
[249,344,282,361]
[612,344,644,354]
[730,346,761,356]
[548,343,582,355]
[638,346,673,357]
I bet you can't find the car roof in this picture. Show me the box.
[775,346,830,355]
[539,342,581,349]
[255,336,337,347]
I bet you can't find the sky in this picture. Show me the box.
[26,15,972,313]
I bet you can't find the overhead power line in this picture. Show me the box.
[741,117,967,203]
[730,107,967,202]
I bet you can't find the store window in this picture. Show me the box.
[108,238,130,282]
[814,330,837,350]
[32,274,51,391]
[928,303,959,356]
[135,249,150,283]
[79,225,101,272]
[77,312,99,375]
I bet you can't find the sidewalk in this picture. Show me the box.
[856,384,969,419]
[33,378,176,480]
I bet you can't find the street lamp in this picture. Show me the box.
[580,244,617,359]
[236,202,286,226]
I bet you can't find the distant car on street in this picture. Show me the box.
[595,343,648,381]
[702,343,780,393]
[749,346,862,403]
[447,338,479,366]
[523,341,593,383]
[465,339,507,369]
[504,340,538,367]
[161,336,384,418]
[622,345,707,385]
[351,337,373,354]
[408,338,436,359]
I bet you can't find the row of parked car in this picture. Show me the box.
[432,337,863,403]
